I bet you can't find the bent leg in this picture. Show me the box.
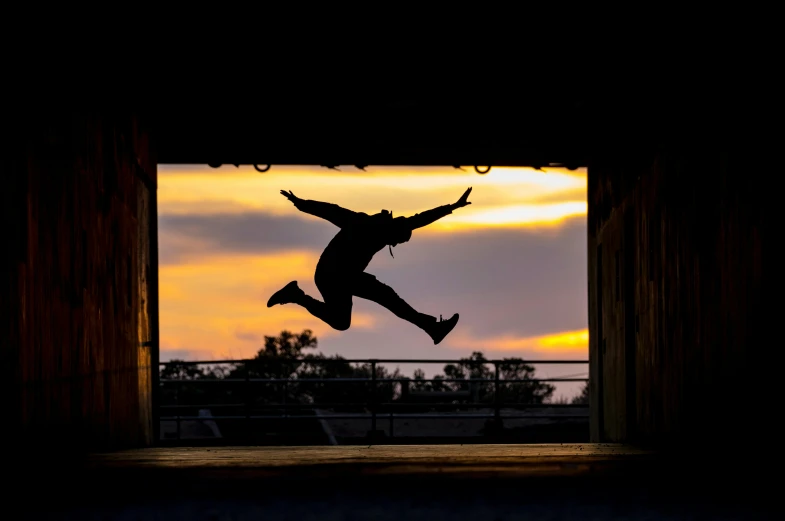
[352,273,436,331]
[298,291,352,331]
[270,280,352,331]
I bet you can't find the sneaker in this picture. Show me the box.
[266,281,303,307]
[427,313,459,345]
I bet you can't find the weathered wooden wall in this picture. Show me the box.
[1,112,157,451]
[588,149,766,446]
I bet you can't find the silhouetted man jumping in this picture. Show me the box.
[267,187,473,344]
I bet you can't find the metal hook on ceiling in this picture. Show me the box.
[549,162,581,171]
[474,165,491,174]
[253,164,271,173]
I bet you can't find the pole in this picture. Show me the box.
[244,364,251,441]
[494,362,501,430]
[371,361,377,435]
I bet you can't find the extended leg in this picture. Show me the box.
[352,273,459,344]
[267,280,352,331]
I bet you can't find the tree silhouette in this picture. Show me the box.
[221,330,401,411]
[226,329,319,407]
[160,360,205,381]
[160,330,556,413]
[296,355,401,411]
[400,352,555,410]
[438,352,494,403]
[159,360,232,409]
[436,351,555,405]
[410,368,447,392]
[229,330,317,377]
[497,359,556,405]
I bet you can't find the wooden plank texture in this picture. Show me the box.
[588,149,765,445]
[1,112,155,450]
[88,444,653,469]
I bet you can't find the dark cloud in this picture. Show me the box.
[158,212,338,265]
[365,220,588,337]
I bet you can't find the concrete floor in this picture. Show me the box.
[14,444,779,520]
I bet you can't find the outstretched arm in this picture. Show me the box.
[405,187,472,230]
[280,190,358,228]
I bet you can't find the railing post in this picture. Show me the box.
[175,384,181,441]
[244,363,251,441]
[282,380,288,416]
[371,361,377,435]
[494,361,501,430]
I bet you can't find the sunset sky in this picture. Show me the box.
[157,165,589,399]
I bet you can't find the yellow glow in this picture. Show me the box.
[537,329,589,348]
[431,201,588,230]
[448,328,588,355]
[158,165,587,229]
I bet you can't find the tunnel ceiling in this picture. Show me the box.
[152,91,598,168]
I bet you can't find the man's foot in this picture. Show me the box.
[426,313,459,345]
[266,281,303,307]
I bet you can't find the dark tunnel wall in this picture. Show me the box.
[1,113,156,452]
[588,149,767,447]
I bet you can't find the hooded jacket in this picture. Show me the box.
[292,198,454,276]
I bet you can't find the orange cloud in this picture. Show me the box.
[159,251,377,361]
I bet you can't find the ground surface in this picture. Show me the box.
[14,444,778,520]
[159,407,590,444]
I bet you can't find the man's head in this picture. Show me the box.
[388,216,412,246]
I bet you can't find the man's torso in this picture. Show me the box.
[316,213,390,275]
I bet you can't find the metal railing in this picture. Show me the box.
[158,358,589,443]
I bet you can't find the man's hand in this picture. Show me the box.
[452,187,472,210]
[280,190,300,204]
